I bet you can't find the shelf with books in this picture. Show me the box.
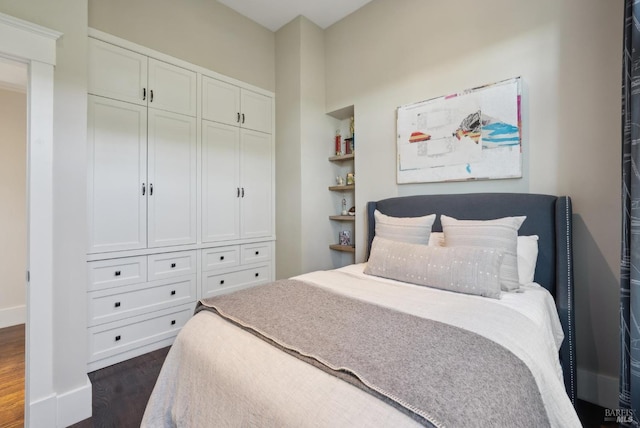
[328,105,356,263]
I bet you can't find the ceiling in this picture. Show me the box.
[217,0,373,31]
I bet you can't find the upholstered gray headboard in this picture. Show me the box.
[366,193,576,406]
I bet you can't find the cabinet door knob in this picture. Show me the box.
[220,279,225,285]
[114,270,121,277]
[170,263,176,268]
[241,187,245,198]
[115,335,121,342]
[255,251,259,256]
[150,89,154,102]
[150,183,153,196]
[241,113,245,124]
[142,87,146,101]
[114,301,121,308]
[171,320,176,326]
[170,290,176,296]
[220,256,224,261]
[237,112,240,123]
[255,272,259,277]
[142,183,146,196]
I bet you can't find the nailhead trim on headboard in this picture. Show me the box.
[565,196,575,404]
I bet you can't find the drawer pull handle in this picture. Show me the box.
[170,290,176,296]
[170,263,176,268]
[171,320,176,326]
[114,302,121,308]
[255,251,259,255]
[220,280,225,285]
[255,272,259,277]
[115,335,121,342]
[220,256,224,261]
[114,270,121,277]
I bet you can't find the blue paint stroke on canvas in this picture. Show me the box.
[482,122,519,147]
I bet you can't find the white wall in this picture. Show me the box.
[275,17,346,278]
[89,0,275,92]
[322,0,623,408]
[0,88,26,328]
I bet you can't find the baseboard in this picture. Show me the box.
[0,304,26,328]
[56,376,92,427]
[578,368,619,410]
[27,393,56,428]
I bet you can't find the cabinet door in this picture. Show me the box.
[240,129,273,239]
[201,76,241,126]
[87,96,147,253]
[88,38,147,106]
[147,110,197,248]
[201,121,241,242]
[240,89,272,134]
[148,58,197,117]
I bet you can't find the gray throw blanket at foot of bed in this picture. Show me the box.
[196,279,550,428]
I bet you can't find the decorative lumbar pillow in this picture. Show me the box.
[364,236,503,299]
[430,232,539,286]
[374,210,436,245]
[440,214,526,291]
[517,235,539,284]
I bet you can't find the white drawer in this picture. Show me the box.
[148,250,197,281]
[201,246,240,271]
[240,243,271,265]
[88,275,197,326]
[201,265,270,298]
[88,305,193,363]
[88,256,147,291]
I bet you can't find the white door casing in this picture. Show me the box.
[0,11,66,428]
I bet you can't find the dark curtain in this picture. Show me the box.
[621,1,640,426]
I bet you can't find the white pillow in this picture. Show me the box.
[440,215,526,291]
[517,235,539,284]
[374,210,435,245]
[364,237,503,299]
[430,232,539,285]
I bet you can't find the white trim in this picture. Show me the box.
[0,305,26,328]
[26,59,56,428]
[56,376,92,427]
[88,28,274,98]
[0,12,61,428]
[0,12,61,66]
[578,368,619,410]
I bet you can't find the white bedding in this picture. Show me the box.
[142,264,581,427]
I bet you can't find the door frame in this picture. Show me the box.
[0,11,61,427]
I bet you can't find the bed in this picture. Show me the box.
[142,193,580,427]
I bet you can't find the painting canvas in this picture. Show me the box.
[397,77,522,183]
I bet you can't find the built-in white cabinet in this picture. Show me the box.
[147,109,197,248]
[202,75,272,134]
[89,38,197,117]
[87,96,148,253]
[200,242,272,298]
[87,96,197,253]
[87,249,198,371]
[201,121,273,243]
[86,30,275,370]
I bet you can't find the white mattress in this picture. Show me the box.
[142,264,581,427]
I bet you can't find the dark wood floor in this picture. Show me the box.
[0,323,623,427]
[70,346,170,428]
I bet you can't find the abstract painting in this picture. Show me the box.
[397,77,522,183]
